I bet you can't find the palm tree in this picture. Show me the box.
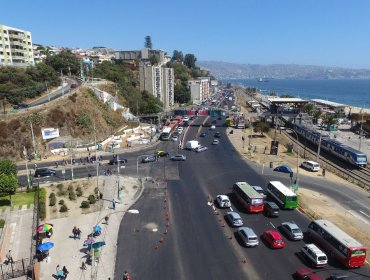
[322,114,338,130]
[303,103,315,116]
[313,110,322,125]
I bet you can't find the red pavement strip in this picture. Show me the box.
[0,223,14,262]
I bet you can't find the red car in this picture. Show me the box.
[263,230,285,249]
[295,268,322,280]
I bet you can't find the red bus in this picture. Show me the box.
[232,182,264,213]
[307,219,367,268]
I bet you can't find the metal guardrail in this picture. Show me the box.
[0,258,29,280]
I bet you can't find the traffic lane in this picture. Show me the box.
[192,143,370,278]
[115,185,183,280]
[183,150,306,279]
[171,164,251,279]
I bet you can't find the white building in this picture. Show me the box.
[188,78,210,105]
[0,24,34,66]
[139,63,174,109]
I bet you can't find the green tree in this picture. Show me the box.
[144,36,152,49]
[322,114,338,129]
[46,51,81,76]
[0,158,17,176]
[254,122,270,135]
[149,55,158,66]
[303,103,315,115]
[172,50,184,62]
[174,84,191,104]
[184,54,197,69]
[313,110,322,125]
[0,173,17,201]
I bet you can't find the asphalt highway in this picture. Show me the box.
[114,116,370,279]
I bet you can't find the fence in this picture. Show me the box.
[0,258,30,280]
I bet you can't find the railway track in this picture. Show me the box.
[284,131,370,191]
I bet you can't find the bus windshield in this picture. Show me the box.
[287,196,297,202]
[251,198,263,206]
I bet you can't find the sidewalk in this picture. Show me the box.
[39,174,143,279]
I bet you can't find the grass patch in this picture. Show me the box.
[0,191,35,210]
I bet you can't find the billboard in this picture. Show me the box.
[42,128,60,140]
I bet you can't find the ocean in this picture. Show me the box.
[222,79,370,109]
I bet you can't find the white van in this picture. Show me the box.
[185,140,200,150]
[301,161,320,172]
[301,244,328,267]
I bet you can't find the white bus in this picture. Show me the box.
[266,181,298,209]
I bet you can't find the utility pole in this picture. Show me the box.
[45,81,50,102]
[70,137,74,181]
[359,107,364,151]
[94,118,99,199]
[30,122,37,159]
[23,147,31,190]
[316,128,323,162]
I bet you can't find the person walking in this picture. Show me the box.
[56,265,63,279]
[62,266,69,279]
[104,215,109,225]
[289,171,294,183]
[72,226,77,239]
[76,228,81,239]
[123,271,131,280]
[322,168,326,177]
[6,250,13,264]
[112,199,116,210]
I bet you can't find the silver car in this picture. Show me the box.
[170,154,186,161]
[225,211,243,227]
[194,145,208,153]
[237,227,259,247]
[281,222,303,240]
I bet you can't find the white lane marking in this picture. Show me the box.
[269,222,276,228]
[359,210,370,219]
[229,207,233,211]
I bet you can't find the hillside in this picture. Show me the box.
[0,87,124,160]
[197,61,370,80]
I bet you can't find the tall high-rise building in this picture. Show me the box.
[0,25,34,67]
[188,78,210,104]
[139,63,174,109]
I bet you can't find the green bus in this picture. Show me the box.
[267,181,298,209]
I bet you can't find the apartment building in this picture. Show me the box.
[115,48,167,65]
[139,63,174,109]
[0,25,34,66]
[188,78,210,105]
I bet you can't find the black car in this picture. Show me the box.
[156,151,169,157]
[214,131,221,138]
[108,158,128,165]
[34,168,56,178]
[200,132,207,137]
[13,103,30,109]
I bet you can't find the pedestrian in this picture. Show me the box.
[62,266,69,279]
[123,271,131,280]
[104,215,109,225]
[34,163,37,170]
[56,265,63,279]
[76,228,81,239]
[80,261,87,270]
[72,226,77,239]
[112,199,116,210]
[289,171,293,183]
[6,250,13,264]
[322,168,326,177]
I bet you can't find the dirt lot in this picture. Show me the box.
[228,89,370,260]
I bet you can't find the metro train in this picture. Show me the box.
[293,124,368,168]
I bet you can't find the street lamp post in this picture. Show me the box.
[287,129,300,185]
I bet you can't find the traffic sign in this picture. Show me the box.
[291,184,299,190]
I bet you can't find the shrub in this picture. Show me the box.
[76,186,83,197]
[49,196,56,206]
[0,219,5,229]
[59,204,68,212]
[38,188,46,220]
[94,187,99,194]
[57,189,66,196]
[59,199,65,205]
[56,183,64,191]
[67,185,74,192]
[88,195,96,204]
[69,190,76,201]
[81,201,90,208]
[49,192,56,199]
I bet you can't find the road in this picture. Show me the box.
[114,115,370,279]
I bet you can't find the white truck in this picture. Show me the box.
[185,140,200,150]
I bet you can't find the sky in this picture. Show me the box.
[2,0,370,69]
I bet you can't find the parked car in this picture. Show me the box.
[237,227,259,247]
[200,132,207,137]
[157,150,169,157]
[170,154,186,161]
[280,222,303,240]
[301,160,320,172]
[142,155,156,163]
[183,116,189,122]
[264,201,280,217]
[273,165,293,173]
[251,186,267,198]
[13,103,30,109]
[295,268,322,280]
[108,158,128,165]
[210,125,216,130]
[177,127,184,133]
[263,230,285,249]
[216,195,231,208]
[34,168,56,178]
[225,211,243,227]
[327,275,356,280]
[171,135,179,141]
[194,145,208,153]
[212,139,220,145]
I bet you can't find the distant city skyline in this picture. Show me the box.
[2,0,370,69]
